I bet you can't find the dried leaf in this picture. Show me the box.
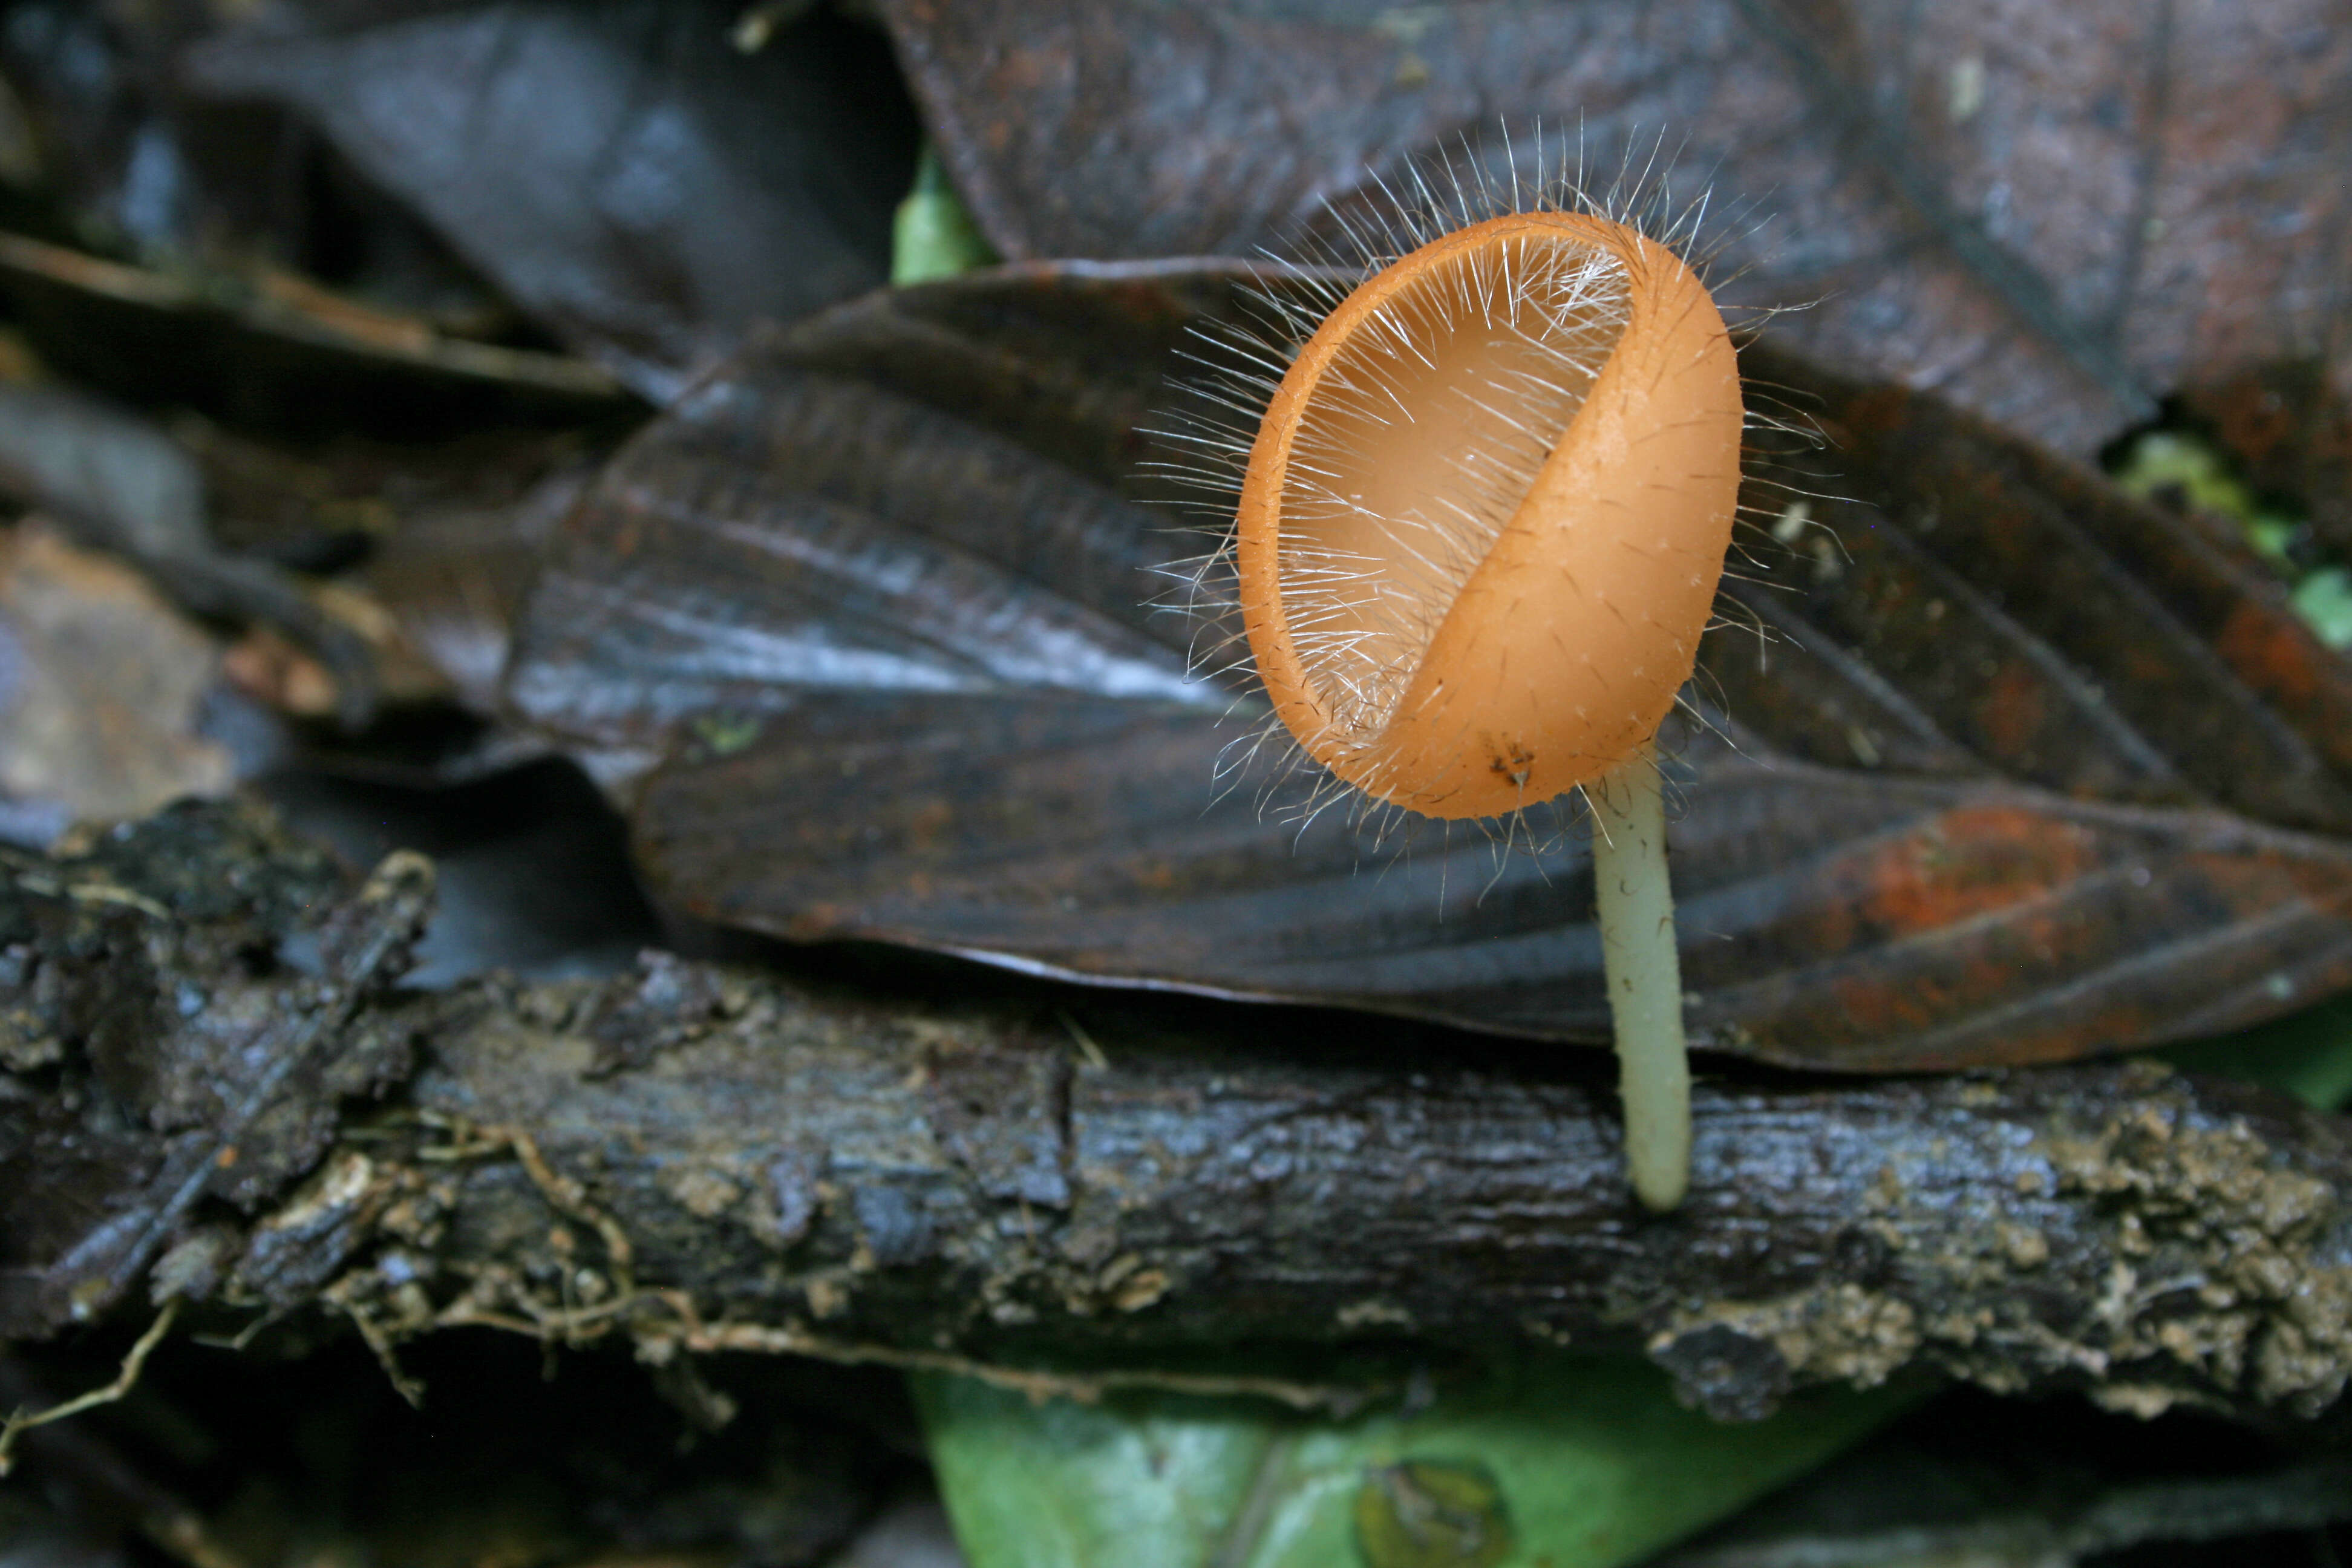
[1720,345,2352,834]
[878,0,2352,456]
[632,693,2352,1070]
[504,265,1250,768]
[186,0,921,399]
[359,462,595,717]
[0,527,235,843]
[0,232,630,436]
[507,264,2352,1068]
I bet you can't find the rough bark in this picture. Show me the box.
[347,972,2352,1423]
[4,802,2350,1425]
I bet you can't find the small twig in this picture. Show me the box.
[642,1290,1378,1416]
[62,880,174,920]
[188,1307,284,1353]
[675,1321,1375,1415]
[425,1276,1376,1415]
[0,1299,180,1476]
[8,872,173,920]
[323,1278,423,1408]
[1059,1010,1111,1070]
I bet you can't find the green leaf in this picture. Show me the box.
[2112,430,2280,532]
[892,143,998,286]
[2153,992,2352,1111]
[2111,427,2352,655]
[2290,566,2352,650]
[915,1356,1917,1568]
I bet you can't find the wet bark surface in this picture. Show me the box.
[5,801,2348,1426]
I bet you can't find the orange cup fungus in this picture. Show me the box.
[1235,210,1743,819]
[1228,206,1744,1210]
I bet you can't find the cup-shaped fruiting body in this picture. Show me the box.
[1235,211,1743,820]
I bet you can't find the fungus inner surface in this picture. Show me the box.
[1276,232,1631,744]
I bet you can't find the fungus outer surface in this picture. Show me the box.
[1236,211,1743,820]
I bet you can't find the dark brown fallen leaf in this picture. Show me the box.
[175,417,593,570]
[4,799,2350,1425]
[501,264,1241,771]
[130,413,615,728]
[878,0,2352,458]
[164,416,614,771]
[1721,347,2352,835]
[184,0,921,400]
[630,692,2352,1071]
[0,381,211,565]
[361,463,595,719]
[505,264,2352,1069]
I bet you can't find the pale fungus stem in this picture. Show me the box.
[1587,743,1691,1212]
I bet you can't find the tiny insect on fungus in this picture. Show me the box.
[1215,173,1744,1211]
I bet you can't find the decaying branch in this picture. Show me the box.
[3,802,2350,1424]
